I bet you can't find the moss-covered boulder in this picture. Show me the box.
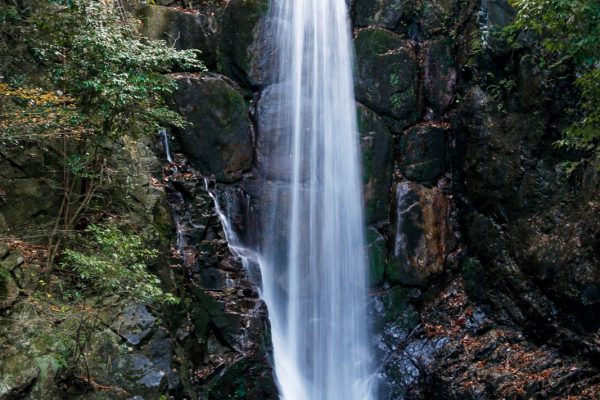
[138,5,219,69]
[219,0,271,87]
[387,180,450,286]
[355,28,419,129]
[170,73,253,183]
[398,124,446,184]
[358,103,393,223]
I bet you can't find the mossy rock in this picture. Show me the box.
[462,257,486,301]
[382,286,420,330]
[0,251,24,272]
[358,104,393,223]
[0,178,62,236]
[0,365,40,399]
[219,0,271,87]
[355,28,419,127]
[0,243,8,259]
[169,73,253,183]
[418,0,457,38]
[367,227,387,286]
[0,270,18,309]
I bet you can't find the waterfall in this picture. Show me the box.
[159,128,173,163]
[255,0,377,398]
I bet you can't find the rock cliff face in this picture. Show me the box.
[1,0,599,398]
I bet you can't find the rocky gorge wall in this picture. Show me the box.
[146,0,600,397]
[0,0,599,398]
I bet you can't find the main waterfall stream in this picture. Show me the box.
[255,0,376,398]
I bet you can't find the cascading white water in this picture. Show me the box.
[255,0,377,398]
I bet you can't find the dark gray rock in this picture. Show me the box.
[398,124,446,184]
[219,0,271,87]
[484,0,516,31]
[423,39,457,115]
[115,305,157,346]
[170,73,253,183]
[116,354,167,389]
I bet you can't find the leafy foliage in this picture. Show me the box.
[0,0,206,269]
[0,83,87,141]
[62,223,178,305]
[29,0,205,137]
[508,0,600,152]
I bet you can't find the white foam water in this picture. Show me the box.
[255,0,377,398]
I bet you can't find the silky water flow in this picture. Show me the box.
[209,0,377,398]
[257,0,376,398]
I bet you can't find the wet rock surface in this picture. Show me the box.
[162,153,278,400]
[350,0,599,397]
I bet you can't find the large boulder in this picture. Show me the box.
[219,0,271,88]
[170,73,254,183]
[138,5,219,69]
[398,124,446,184]
[387,180,451,286]
[358,104,393,223]
[355,28,419,129]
